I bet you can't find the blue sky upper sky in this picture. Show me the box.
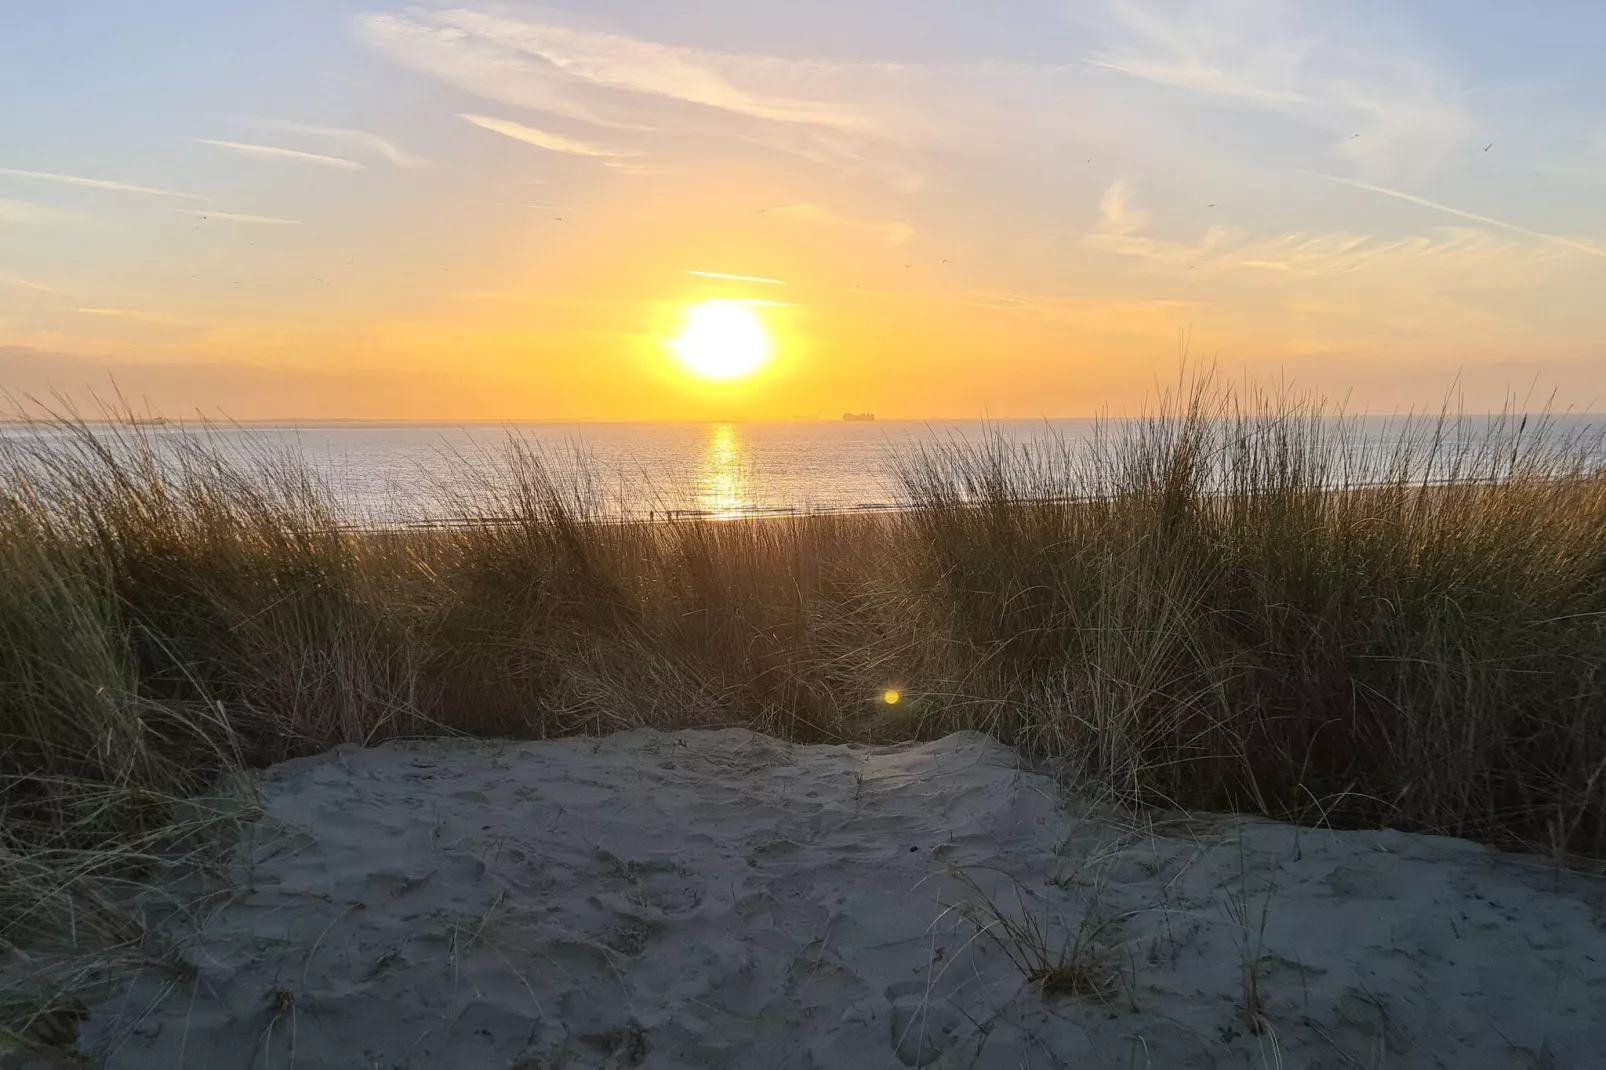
[3,1,1605,418]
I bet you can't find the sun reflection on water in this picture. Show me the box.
[697,423,758,519]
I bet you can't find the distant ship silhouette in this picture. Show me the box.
[842,412,876,422]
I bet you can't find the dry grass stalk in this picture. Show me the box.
[4,378,1605,1043]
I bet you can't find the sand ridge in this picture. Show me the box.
[81,729,1606,1068]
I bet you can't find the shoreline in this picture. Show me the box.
[306,476,1560,533]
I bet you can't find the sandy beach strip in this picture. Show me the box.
[78,729,1606,1068]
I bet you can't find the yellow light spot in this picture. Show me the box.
[669,300,773,381]
[882,689,901,705]
[698,423,756,519]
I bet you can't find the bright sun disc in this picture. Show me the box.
[671,300,772,381]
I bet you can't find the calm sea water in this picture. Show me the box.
[5,416,1602,525]
[192,420,1095,523]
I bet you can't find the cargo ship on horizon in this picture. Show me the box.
[842,412,876,422]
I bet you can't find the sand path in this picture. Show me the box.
[82,730,1606,1068]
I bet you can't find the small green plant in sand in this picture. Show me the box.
[947,866,1128,1003]
[1222,831,1278,1039]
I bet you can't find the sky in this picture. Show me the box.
[3,0,1606,420]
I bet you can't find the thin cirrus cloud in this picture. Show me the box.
[685,270,789,286]
[70,307,193,326]
[459,114,642,158]
[170,208,302,225]
[252,119,428,168]
[196,140,366,171]
[1,276,61,293]
[357,10,871,133]
[1083,54,1309,107]
[352,8,1159,193]
[1305,173,1606,260]
[356,13,645,132]
[352,3,1490,197]
[1082,179,1560,283]
[962,291,1204,323]
[0,167,198,198]
[758,203,913,245]
[437,10,868,128]
[1080,0,1471,165]
[354,9,912,184]
[602,160,682,177]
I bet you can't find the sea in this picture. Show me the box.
[4,416,1602,526]
[157,420,1077,524]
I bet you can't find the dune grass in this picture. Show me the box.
[4,379,1606,1037]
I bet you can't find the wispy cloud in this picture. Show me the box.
[1082,0,1470,168]
[1306,173,1606,259]
[361,8,1233,194]
[1084,179,1564,282]
[196,140,366,171]
[759,203,913,245]
[359,11,870,132]
[170,208,302,225]
[354,10,920,185]
[252,119,427,167]
[0,167,198,198]
[462,291,576,305]
[1097,179,1150,237]
[499,203,589,212]
[459,114,641,158]
[603,160,682,177]
[685,270,789,286]
[71,308,193,326]
[1083,55,1308,107]
[0,198,81,225]
[1,276,60,293]
[964,290,1203,321]
[356,13,651,132]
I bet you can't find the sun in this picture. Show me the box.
[670,300,773,381]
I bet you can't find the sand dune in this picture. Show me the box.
[82,730,1606,1068]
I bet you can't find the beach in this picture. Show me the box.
[76,729,1606,1068]
[10,0,1606,1063]
[6,400,1606,1068]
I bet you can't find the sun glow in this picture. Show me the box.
[669,300,773,381]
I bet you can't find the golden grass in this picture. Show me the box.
[3,377,1605,1038]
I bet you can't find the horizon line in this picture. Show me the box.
[6,413,1601,427]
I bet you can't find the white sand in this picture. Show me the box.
[81,729,1606,1068]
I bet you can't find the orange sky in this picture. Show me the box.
[4,3,1606,419]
